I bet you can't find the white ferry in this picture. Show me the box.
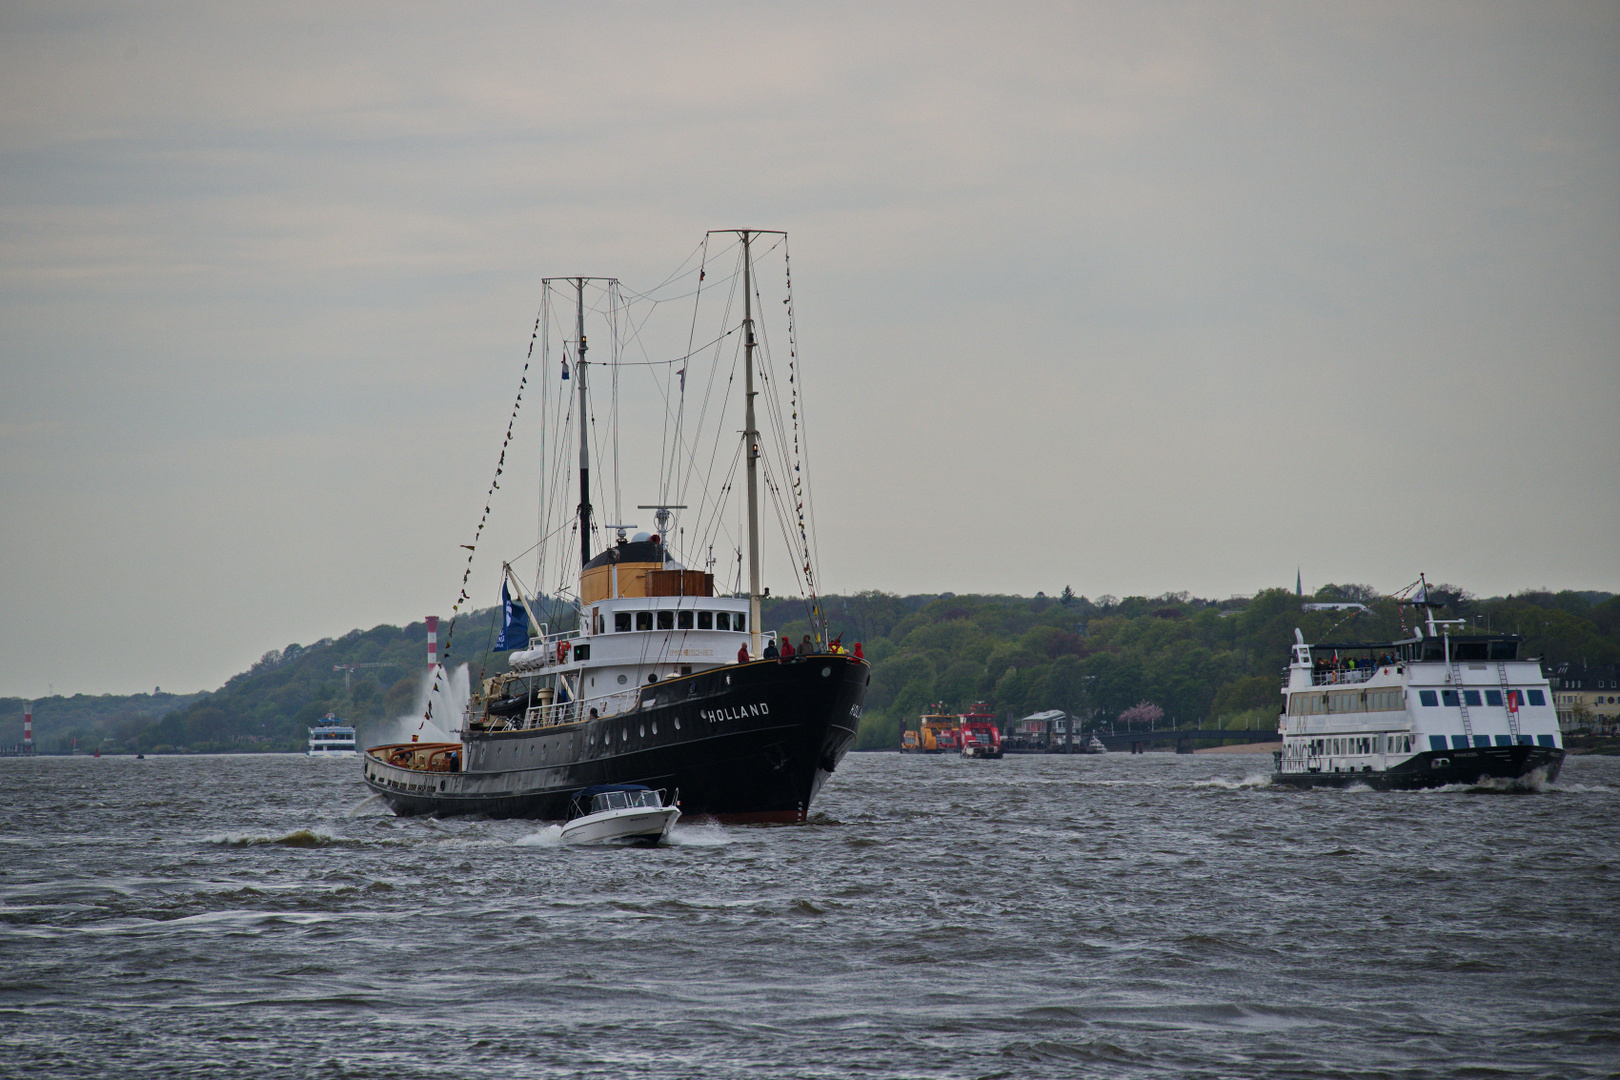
[308,715,359,757]
[1273,581,1564,789]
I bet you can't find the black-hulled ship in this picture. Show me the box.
[1271,576,1564,790]
[365,231,868,821]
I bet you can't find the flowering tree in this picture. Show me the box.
[1117,701,1164,730]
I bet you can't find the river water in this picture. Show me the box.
[2,751,1616,1078]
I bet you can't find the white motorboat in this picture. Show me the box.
[560,784,680,845]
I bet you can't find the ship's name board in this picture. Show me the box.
[702,702,770,724]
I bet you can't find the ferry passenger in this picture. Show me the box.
[801,635,817,656]
[737,643,750,663]
[780,638,796,660]
[853,642,863,660]
[763,639,779,660]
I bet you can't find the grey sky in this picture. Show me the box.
[2,3,1616,697]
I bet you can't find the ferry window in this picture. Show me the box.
[657,611,674,630]
[734,614,746,632]
[1473,735,1490,748]
[1441,690,1459,707]
[1420,690,1439,707]
[1488,640,1517,660]
[615,612,631,632]
[1451,736,1469,749]
[715,612,731,631]
[1537,734,1554,747]
[1495,735,1512,746]
[636,612,653,631]
[698,611,713,630]
[1485,690,1503,707]
[573,644,590,661]
[1527,690,1546,707]
[1430,736,1447,751]
[677,611,693,630]
[1463,690,1482,707]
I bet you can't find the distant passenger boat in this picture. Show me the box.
[308,715,359,757]
[1272,576,1563,790]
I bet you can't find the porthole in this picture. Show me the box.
[618,674,628,685]
[639,725,645,737]
[822,666,831,677]
[652,721,658,734]
[675,717,681,730]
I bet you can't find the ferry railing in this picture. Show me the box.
[1310,667,1378,687]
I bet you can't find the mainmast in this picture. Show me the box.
[741,232,762,658]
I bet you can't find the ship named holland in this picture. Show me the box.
[364,231,868,821]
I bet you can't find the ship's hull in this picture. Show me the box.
[1272,745,1564,791]
[365,656,868,822]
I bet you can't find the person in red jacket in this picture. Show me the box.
[737,643,750,663]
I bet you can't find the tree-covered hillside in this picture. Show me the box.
[10,583,1614,754]
[759,585,1620,751]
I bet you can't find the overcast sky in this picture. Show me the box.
[3,2,1617,698]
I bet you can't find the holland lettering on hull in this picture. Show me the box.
[702,703,770,724]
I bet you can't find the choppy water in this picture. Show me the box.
[2,751,1617,1079]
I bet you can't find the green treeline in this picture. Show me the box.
[8,584,1615,755]
[759,585,1620,750]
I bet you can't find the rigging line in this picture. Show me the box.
[675,245,745,531]
[679,327,742,560]
[780,234,822,612]
[760,456,810,600]
[667,232,710,506]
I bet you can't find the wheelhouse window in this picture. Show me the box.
[715,612,731,631]
[734,613,746,632]
[677,611,693,630]
[657,611,674,630]
[636,612,653,631]
[615,612,631,632]
[698,611,713,630]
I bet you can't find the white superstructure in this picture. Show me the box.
[1273,583,1564,788]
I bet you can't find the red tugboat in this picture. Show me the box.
[959,702,1003,759]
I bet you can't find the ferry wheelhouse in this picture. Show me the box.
[1273,588,1563,789]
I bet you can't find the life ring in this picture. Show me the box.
[556,640,570,664]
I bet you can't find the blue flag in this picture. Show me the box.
[496,582,529,650]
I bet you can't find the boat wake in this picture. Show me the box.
[1192,774,1273,790]
[205,829,346,848]
[514,825,565,848]
[666,822,731,847]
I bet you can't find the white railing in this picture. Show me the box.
[1311,667,1377,687]
[495,688,640,730]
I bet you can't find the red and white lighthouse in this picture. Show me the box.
[426,616,439,674]
[23,703,33,753]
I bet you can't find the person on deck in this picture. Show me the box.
[763,639,779,660]
[853,642,863,660]
[780,638,796,660]
[737,643,750,664]
[800,634,816,656]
